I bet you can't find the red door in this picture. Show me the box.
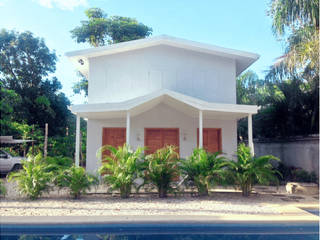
[145,128,179,155]
[102,128,126,159]
[197,128,222,153]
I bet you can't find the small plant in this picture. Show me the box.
[144,145,180,198]
[229,144,281,197]
[180,148,230,196]
[44,156,73,173]
[55,165,98,199]
[98,144,144,198]
[8,154,53,200]
[0,179,6,196]
[276,162,318,184]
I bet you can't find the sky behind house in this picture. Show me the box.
[0,0,284,104]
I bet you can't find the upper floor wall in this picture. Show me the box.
[88,45,236,104]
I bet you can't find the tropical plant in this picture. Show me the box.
[180,148,230,196]
[265,0,319,137]
[144,145,180,198]
[98,144,144,198]
[0,179,6,196]
[7,154,53,200]
[71,8,152,47]
[55,165,98,199]
[229,144,281,196]
[44,156,73,173]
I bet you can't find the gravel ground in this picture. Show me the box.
[1,180,317,217]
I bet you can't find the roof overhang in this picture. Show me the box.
[70,89,259,120]
[65,35,259,78]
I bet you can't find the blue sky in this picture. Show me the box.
[0,0,284,104]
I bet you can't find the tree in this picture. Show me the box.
[71,8,152,96]
[71,8,152,47]
[0,29,71,136]
[70,8,109,47]
[267,0,319,76]
[265,0,319,136]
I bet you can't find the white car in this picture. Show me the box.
[0,150,25,175]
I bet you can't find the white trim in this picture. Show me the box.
[75,114,80,166]
[70,89,259,116]
[65,35,259,77]
[248,113,254,156]
[126,111,130,145]
[199,110,203,148]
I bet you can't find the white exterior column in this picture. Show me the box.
[75,114,80,166]
[248,113,254,156]
[126,111,130,145]
[199,110,203,148]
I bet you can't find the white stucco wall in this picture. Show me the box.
[86,103,237,173]
[88,45,236,104]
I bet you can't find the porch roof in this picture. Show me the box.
[70,89,259,120]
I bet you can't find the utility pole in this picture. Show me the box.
[44,123,48,158]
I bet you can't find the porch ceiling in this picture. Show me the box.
[70,89,259,120]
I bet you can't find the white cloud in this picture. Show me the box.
[35,0,88,11]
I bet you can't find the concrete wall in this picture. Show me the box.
[254,136,319,175]
[86,103,237,173]
[88,45,236,104]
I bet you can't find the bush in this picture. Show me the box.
[180,148,230,196]
[144,145,180,198]
[98,144,144,198]
[55,165,98,199]
[229,144,281,196]
[44,156,73,173]
[0,179,6,196]
[276,162,318,183]
[8,154,53,200]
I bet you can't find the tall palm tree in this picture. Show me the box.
[267,0,319,79]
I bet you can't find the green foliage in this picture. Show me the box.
[0,179,6,196]
[237,71,318,139]
[98,144,144,198]
[263,0,319,138]
[229,144,281,197]
[7,154,53,200]
[72,72,88,96]
[236,71,270,106]
[107,16,153,44]
[44,156,73,173]
[55,165,98,199]
[268,0,318,37]
[144,145,180,198]
[277,162,318,183]
[71,8,152,47]
[180,148,230,196]
[0,29,72,137]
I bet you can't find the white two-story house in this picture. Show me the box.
[66,35,259,173]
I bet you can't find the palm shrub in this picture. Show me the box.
[180,148,230,196]
[8,154,53,200]
[229,144,281,197]
[0,179,6,196]
[98,144,144,198]
[145,145,180,198]
[55,165,99,199]
[44,156,73,172]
